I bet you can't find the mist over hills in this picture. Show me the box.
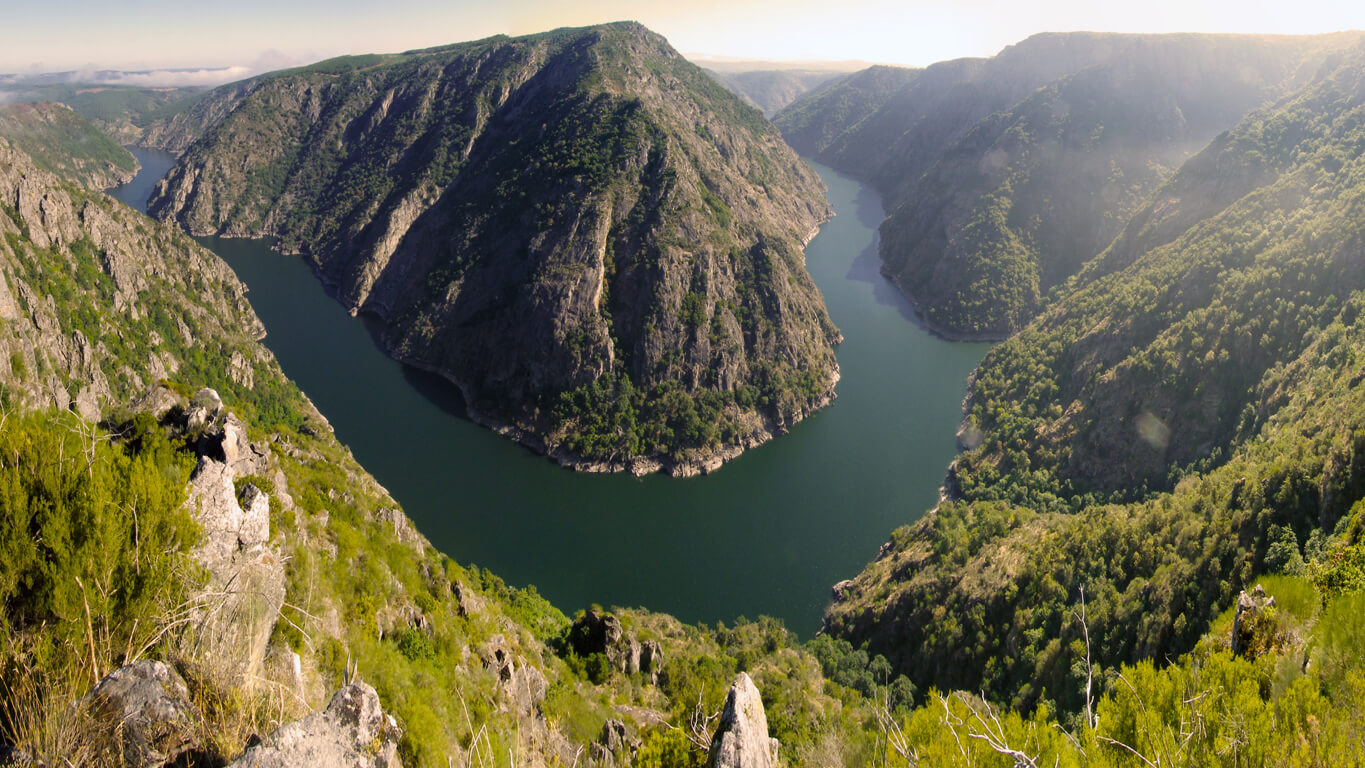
[777,31,1365,338]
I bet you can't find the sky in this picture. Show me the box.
[4,0,1365,80]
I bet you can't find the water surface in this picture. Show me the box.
[115,148,991,635]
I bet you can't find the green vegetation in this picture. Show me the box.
[777,32,1363,338]
[0,103,135,187]
[824,45,1365,742]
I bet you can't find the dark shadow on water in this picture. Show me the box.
[845,235,926,328]
[853,182,886,230]
[830,167,942,333]
[399,364,471,421]
[352,314,472,421]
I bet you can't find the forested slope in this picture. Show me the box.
[825,42,1365,720]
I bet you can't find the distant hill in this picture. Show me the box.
[0,101,136,187]
[704,68,848,116]
[0,81,209,147]
[777,32,1365,338]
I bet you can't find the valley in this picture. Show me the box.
[115,148,989,635]
[3,14,1365,768]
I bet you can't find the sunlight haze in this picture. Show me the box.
[4,0,1365,76]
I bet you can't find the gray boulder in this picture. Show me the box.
[568,609,663,679]
[226,683,401,767]
[83,660,199,768]
[706,673,779,768]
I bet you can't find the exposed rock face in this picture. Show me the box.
[590,719,636,766]
[225,683,402,768]
[0,138,267,422]
[1232,584,1277,658]
[567,609,663,681]
[83,661,200,768]
[183,388,285,685]
[480,635,549,717]
[147,22,840,475]
[706,673,778,768]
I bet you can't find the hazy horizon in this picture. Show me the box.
[4,0,1365,84]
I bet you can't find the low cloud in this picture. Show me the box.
[97,66,253,88]
[0,90,36,105]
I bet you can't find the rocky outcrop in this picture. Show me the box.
[83,661,201,768]
[480,635,549,717]
[706,673,779,768]
[1232,584,1277,658]
[147,23,840,474]
[225,683,402,768]
[182,388,285,685]
[568,609,663,682]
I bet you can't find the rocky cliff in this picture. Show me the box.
[776,32,1363,338]
[146,22,840,475]
[0,136,267,419]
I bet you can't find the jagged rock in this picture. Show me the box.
[225,683,401,768]
[229,350,254,389]
[640,640,663,684]
[375,507,423,552]
[480,636,548,716]
[1232,584,1277,657]
[186,387,223,432]
[451,580,485,618]
[133,384,185,419]
[706,673,779,768]
[600,719,629,753]
[83,660,200,768]
[568,609,655,677]
[589,719,635,766]
[0,270,17,320]
[831,579,854,600]
[183,400,284,685]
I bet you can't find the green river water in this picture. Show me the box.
[114,149,991,636]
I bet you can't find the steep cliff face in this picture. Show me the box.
[0,137,269,420]
[776,32,1363,338]
[0,102,138,189]
[147,22,839,475]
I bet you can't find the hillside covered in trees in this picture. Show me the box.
[824,40,1365,727]
[5,22,1365,768]
[777,32,1363,338]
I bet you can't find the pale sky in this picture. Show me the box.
[3,0,1365,77]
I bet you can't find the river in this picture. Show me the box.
[113,148,991,636]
